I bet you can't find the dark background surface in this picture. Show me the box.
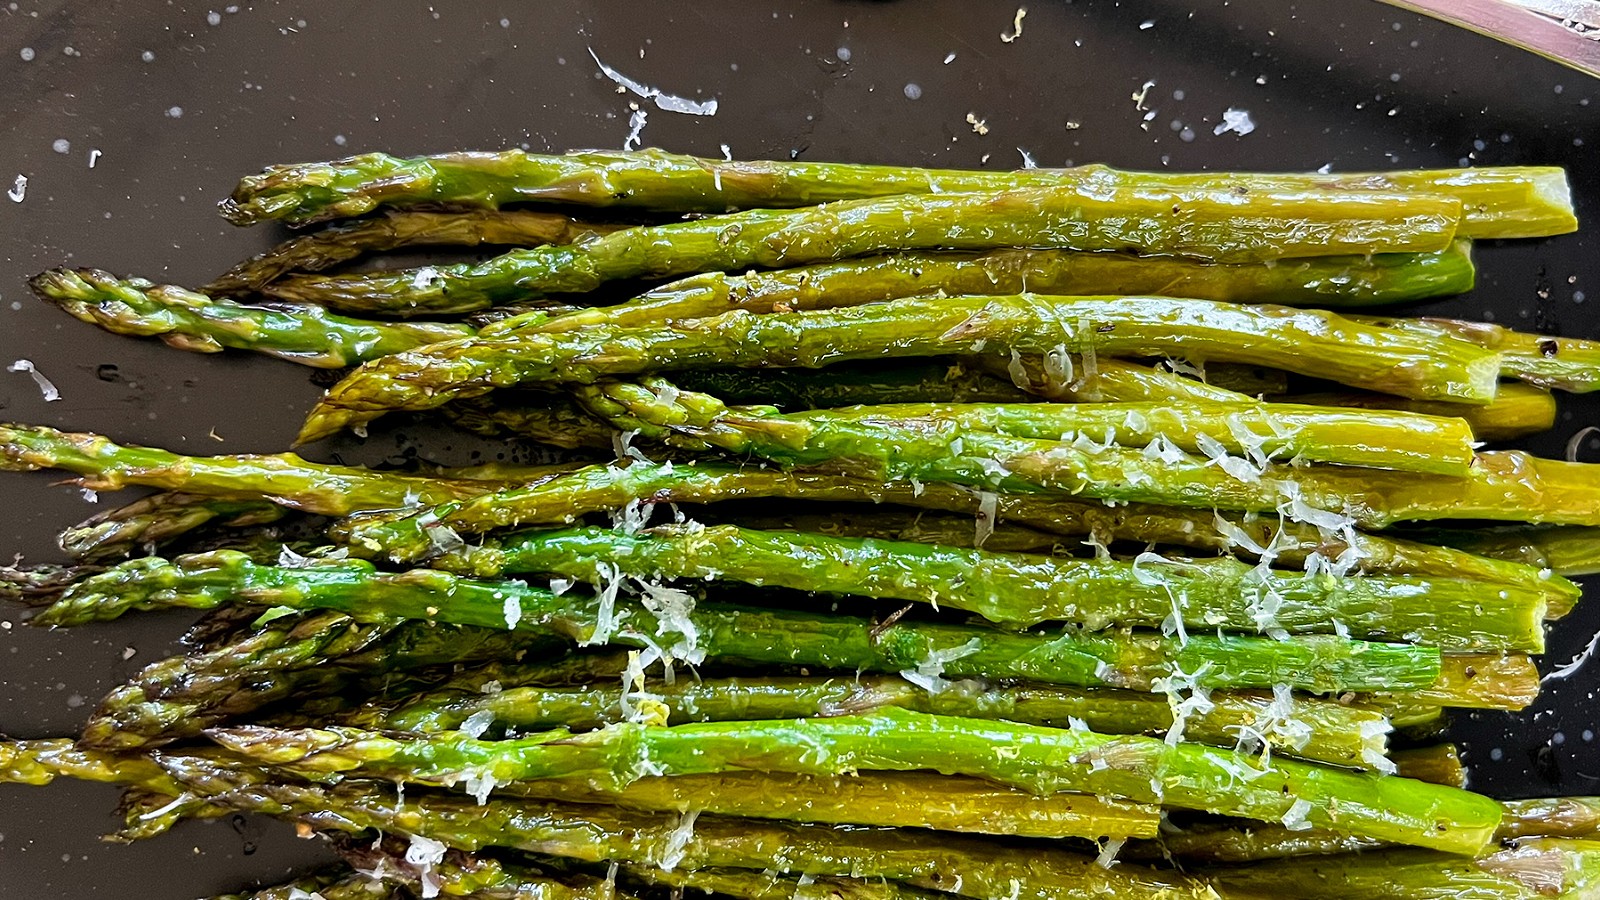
[1,1,1597,895]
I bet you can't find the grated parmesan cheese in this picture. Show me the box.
[403,834,448,898]
[658,809,702,870]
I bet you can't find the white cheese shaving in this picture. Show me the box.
[8,359,60,401]
[1094,836,1126,868]
[1213,108,1257,137]
[1132,551,1190,645]
[460,709,495,739]
[622,108,649,151]
[1280,798,1315,831]
[277,545,315,568]
[1152,661,1214,745]
[900,638,984,694]
[1545,626,1600,682]
[583,561,624,646]
[974,491,998,548]
[403,834,449,899]
[7,174,26,203]
[1000,6,1027,42]
[639,580,705,666]
[658,809,702,870]
[589,48,719,115]
[502,594,523,630]
[463,769,499,805]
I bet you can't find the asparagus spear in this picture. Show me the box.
[484,244,1477,338]
[439,394,617,451]
[336,837,624,900]
[261,183,1465,315]
[626,865,950,900]
[297,294,1503,440]
[338,459,1577,607]
[0,422,573,515]
[1391,744,1467,788]
[616,395,1482,475]
[356,674,1390,769]
[206,208,622,294]
[966,353,1261,404]
[1428,524,1600,578]
[36,550,1444,695]
[1282,382,1558,442]
[158,772,1222,900]
[1140,800,1600,864]
[498,771,1162,841]
[1359,314,1600,393]
[31,268,475,368]
[211,707,1502,854]
[222,148,1572,238]
[1,562,102,607]
[58,491,288,562]
[423,522,1546,649]
[0,738,181,794]
[1204,838,1600,899]
[78,609,564,750]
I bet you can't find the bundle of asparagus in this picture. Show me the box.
[5,148,1600,900]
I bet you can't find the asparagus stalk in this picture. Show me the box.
[211,707,1502,854]
[966,353,1260,404]
[1388,652,1540,711]
[439,394,617,451]
[1140,800,1600,864]
[1283,382,1558,442]
[0,738,181,794]
[1391,744,1467,788]
[260,183,1466,315]
[484,244,1477,338]
[31,268,475,368]
[157,771,1222,900]
[356,674,1390,769]
[1359,314,1600,393]
[222,149,1572,238]
[58,491,288,562]
[423,522,1546,650]
[78,608,563,750]
[626,866,949,900]
[0,422,573,515]
[1204,838,1600,899]
[498,771,1161,841]
[298,294,1503,440]
[36,550,1444,695]
[702,397,1482,474]
[336,838,624,900]
[1,562,103,607]
[338,459,1577,608]
[206,208,622,294]
[1428,524,1600,577]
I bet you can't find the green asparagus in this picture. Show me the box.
[0,422,572,516]
[1281,382,1558,442]
[1360,314,1600,393]
[221,149,1573,239]
[260,183,1467,315]
[355,674,1390,769]
[157,772,1223,900]
[58,491,288,562]
[423,522,1546,650]
[1428,524,1600,578]
[207,208,622,294]
[37,550,1445,695]
[478,243,1477,338]
[210,707,1502,854]
[31,268,475,368]
[298,294,1504,439]
[1204,838,1600,899]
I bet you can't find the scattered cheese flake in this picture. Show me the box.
[460,709,495,739]
[658,809,701,870]
[974,491,998,547]
[503,594,523,630]
[1132,79,1156,111]
[277,544,315,568]
[1280,798,1315,831]
[1016,147,1038,168]
[1213,107,1257,136]
[965,112,989,135]
[8,359,60,401]
[589,47,719,115]
[7,174,26,202]
[1095,836,1126,868]
[1000,6,1027,42]
[1545,626,1600,682]
[403,834,449,899]
[583,561,624,646]
[901,638,984,694]
[622,108,649,151]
